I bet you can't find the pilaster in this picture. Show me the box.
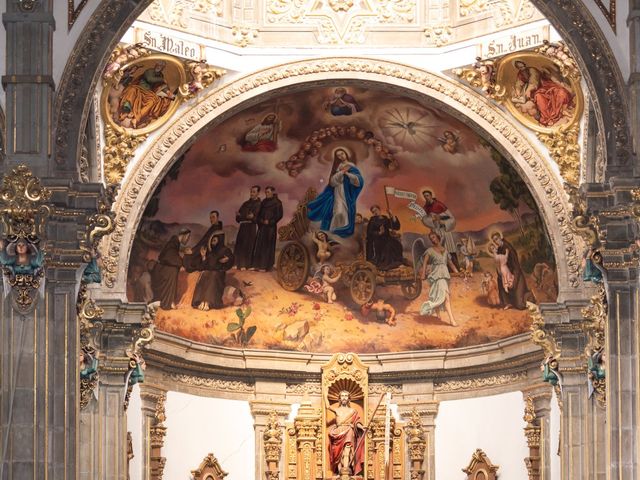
[139,385,167,480]
[397,401,438,480]
[78,300,151,480]
[2,0,55,178]
[521,386,552,480]
[250,398,291,480]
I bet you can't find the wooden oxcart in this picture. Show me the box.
[276,189,422,305]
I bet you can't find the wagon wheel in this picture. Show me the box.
[277,241,310,291]
[401,277,422,300]
[350,268,376,306]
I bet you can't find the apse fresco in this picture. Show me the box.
[127,86,558,353]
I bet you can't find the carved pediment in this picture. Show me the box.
[191,453,228,480]
[463,449,499,480]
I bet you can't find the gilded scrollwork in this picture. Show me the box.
[455,42,583,188]
[0,165,51,312]
[103,125,149,187]
[528,302,560,359]
[78,283,104,409]
[103,58,580,295]
[581,283,607,407]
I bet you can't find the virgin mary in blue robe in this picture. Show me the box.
[307,148,364,238]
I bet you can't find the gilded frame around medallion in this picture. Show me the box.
[495,51,584,135]
[100,54,188,136]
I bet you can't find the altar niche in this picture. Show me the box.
[285,353,404,480]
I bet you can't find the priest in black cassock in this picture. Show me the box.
[366,205,405,271]
[234,185,261,270]
[192,231,234,310]
[184,210,223,271]
[151,228,191,309]
[252,186,283,271]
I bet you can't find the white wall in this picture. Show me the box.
[163,392,255,480]
[550,389,561,480]
[435,391,529,480]
[127,385,143,480]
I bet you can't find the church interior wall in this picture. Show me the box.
[126,390,256,480]
[435,391,529,480]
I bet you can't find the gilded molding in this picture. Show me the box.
[523,396,541,480]
[102,58,580,293]
[433,371,527,392]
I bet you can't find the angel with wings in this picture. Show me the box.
[412,231,459,326]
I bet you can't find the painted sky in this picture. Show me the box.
[149,86,526,233]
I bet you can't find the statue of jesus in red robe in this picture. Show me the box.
[326,390,366,477]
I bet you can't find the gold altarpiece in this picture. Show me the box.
[284,353,405,480]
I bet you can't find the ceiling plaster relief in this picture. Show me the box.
[136,0,545,47]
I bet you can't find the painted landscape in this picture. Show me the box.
[127,86,557,353]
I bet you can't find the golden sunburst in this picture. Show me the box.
[327,378,363,402]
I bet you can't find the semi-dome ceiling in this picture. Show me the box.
[127,84,558,354]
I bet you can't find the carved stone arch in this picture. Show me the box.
[97,57,581,303]
[53,0,632,184]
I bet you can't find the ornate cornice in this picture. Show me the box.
[433,371,528,393]
[100,57,580,296]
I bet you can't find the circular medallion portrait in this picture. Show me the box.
[101,54,187,135]
[496,52,583,133]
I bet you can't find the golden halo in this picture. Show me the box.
[419,186,434,197]
[327,378,363,402]
[331,146,353,162]
[488,229,503,241]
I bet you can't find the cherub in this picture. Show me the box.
[319,264,342,304]
[438,130,459,154]
[312,231,338,262]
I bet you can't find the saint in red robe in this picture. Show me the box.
[328,409,365,476]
